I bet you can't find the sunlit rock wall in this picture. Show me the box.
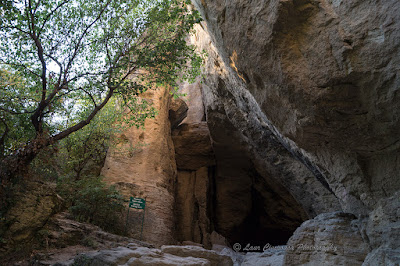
[102,87,177,245]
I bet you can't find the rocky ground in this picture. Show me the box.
[2,212,285,266]
[5,207,399,265]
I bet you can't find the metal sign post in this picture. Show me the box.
[140,198,146,241]
[126,197,146,240]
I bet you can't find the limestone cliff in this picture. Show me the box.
[193,0,400,218]
[101,0,399,264]
[102,87,178,245]
[190,0,400,264]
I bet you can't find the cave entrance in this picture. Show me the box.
[212,165,307,249]
[228,187,298,247]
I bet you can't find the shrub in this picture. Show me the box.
[57,176,125,234]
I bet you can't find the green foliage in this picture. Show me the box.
[0,68,37,155]
[28,102,128,234]
[0,0,202,160]
[57,99,121,178]
[0,0,202,234]
[57,176,124,233]
[29,98,119,180]
[28,100,129,234]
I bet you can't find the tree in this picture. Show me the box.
[0,0,202,195]
[30,98,127,181]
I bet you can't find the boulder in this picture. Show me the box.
[284,212,369,265]
[169,98,188,129]
[241,249,285,266]
[363,192,400,265]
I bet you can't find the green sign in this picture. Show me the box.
[129,197,146,209]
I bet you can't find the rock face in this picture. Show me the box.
[186,9,341,247]
[186,0,400,264]
[172,82,216,248]
[172,76,330,248]
[174,167,213,248]
[102,87,178,245]
[363,192,400,266]
[172,123,215,171]
[284,212,369,265]
[192,0,400,216]
[100,0,399,264]
[0,180,63,257]
[169,98,189,130]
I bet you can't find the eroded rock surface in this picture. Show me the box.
[363,192,400,265]
[192,0,400,216]
[187,0,399,264]
[0,180,63,257]
[39,241,290,266]
[284,212,369,265]
[187,8,342,247]
[98,0,399,264]
[172,123,215,170]
[174,167,213,248]
[102,87,177,245]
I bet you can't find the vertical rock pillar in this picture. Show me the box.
[102,87,177,245]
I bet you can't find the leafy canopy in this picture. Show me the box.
[0,0,202,159]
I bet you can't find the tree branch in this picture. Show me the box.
[0,25,30,35]
[38,0,71,37]
[33,0,42,15]
[44,52,63,88]
[0,59,41,78]
[50,56,139,143]
[0,107,35,115]
[51,87,114,142]
[78,87,97,107]
[43,71,106,110]
[28,0,48,134]
[63,0,112,79]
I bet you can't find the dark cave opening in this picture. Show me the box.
[212,167,307,251]
[229,188,296,247]
[172,109,310,250]
[225,186,299,248]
